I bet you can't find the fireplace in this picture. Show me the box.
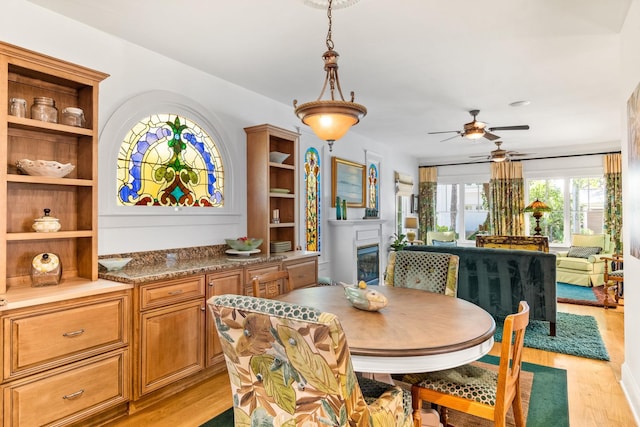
[328,219,384,285]
[357,244,380,285]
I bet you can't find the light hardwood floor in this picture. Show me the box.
[105,300,636,427]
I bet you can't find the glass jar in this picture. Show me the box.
[31,252,62,287]
[9,98,27,118]
[31,96,58,123]
[61,107,86,127]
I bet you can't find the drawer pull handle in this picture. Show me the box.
[63,329,85,338]
[168,290,184,295]
[63,389,85,400]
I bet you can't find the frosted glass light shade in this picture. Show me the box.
[295,100,366,142]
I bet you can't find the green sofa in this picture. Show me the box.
[404,245,557,336]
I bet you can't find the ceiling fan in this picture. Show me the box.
[470,141,531,162]
[429,109,530,142]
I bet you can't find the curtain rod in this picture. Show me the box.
[419,150,621,168]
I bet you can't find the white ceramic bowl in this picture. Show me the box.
[269,151,290,164]
[98,257,133,271]
[16,159,75,178]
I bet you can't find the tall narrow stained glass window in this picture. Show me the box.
[304,147,321,251]
[368,163,379,210]
[117,114,224,207]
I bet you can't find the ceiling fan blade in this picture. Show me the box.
[469,155,490,158]
[428,130,460,135]
[483,132,501,141]
[441,134,462,142]
[487,125,530,131]
[508,153,530,157]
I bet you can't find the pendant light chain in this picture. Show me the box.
[326,0,334,51]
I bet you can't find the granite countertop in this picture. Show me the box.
[98,247,319,285]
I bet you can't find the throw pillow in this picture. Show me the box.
[567,246,601,259]
[432,239,457,247]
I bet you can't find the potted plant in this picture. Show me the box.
[389,233,407,251]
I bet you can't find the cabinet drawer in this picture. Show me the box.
[244,264,281,285]
[3,294,129,380]
[140,276,205,310]
[285,258,318,290]
[3,349,129,427]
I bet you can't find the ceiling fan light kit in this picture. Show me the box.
[294,0,366,151]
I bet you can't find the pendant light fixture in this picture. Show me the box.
[294,0,367,152]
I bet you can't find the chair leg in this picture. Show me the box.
[512,384,526,427]
[411,387,422,427]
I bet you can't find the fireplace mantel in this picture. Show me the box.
[328,219,385,284]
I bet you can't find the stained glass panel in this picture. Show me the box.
[117,113,224,207]
[368,163,379,210]
[304,147,321,251]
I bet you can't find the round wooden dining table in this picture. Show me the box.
[277,285,496,373]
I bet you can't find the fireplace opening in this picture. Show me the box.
[357,244,380,285]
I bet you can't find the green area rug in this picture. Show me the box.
[494,311,610,360]
[200,355,568,427]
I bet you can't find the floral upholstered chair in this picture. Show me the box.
[385,250,459,297]
[209,294,413,427]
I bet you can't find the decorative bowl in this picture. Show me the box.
[343,282,388,311]
[225,237,263,251]
[269,151,290,164]
[98,257,133,271]
[16,159,75,178]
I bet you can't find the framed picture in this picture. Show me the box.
[331,157,366,207]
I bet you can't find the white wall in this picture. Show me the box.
[1,0,418,272]
[620,0,640,421]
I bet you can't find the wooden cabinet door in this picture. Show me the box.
[205,269,242,367]
[137,299,205,398]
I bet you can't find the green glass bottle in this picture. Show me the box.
[336,196,342,220]
[342,199,347,220]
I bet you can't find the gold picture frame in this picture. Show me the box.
[331,157,366,208]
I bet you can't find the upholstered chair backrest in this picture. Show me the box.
[209,294,409,426]
[388,251,459,297]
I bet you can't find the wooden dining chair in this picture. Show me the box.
[251,270,290,298]
[408,301,530,427]
[603,254,623,308]
[208,294,414,427]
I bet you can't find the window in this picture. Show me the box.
[569,177,604,235]
[435,184,458,234]
[117,113,224,207]
[463,183,489,240]
[527,176,604,244]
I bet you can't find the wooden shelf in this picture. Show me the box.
[6,231,93,241]
[7,175,94,186]
[245,124,299,255]
[0,41,108,293]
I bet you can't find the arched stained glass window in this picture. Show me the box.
[117,113,224,207]
[368,163,379,210]
[304,147,321,251]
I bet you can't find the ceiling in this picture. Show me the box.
[28,0,631,165]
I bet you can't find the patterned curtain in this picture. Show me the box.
[418,167,437,241]
[489,161,525,235]
[604,153,622,253]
